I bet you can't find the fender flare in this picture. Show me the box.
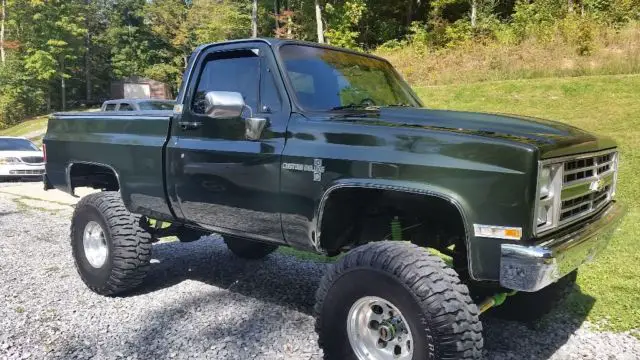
[312,178,478,279]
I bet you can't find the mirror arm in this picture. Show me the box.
[242,104,255,119]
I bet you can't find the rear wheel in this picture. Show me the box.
[489,270,578,322]
[71,191,152,295]
[315,241,483,360]
[223,236,278,260]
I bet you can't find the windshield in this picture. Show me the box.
[279,45,420,111]
[138,101,175,110]
[0,138,39,151]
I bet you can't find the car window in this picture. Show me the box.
[260,67,282,113]
[119,103,134,111]
[192,49,260,115]
[138,101,175,111]
[104,104,116,111]
[0,138,39,151]
[279,45,419,110]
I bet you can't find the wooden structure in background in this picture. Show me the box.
[110,76,172,100]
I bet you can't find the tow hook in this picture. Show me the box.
[478,291,517,314]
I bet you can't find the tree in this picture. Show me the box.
[252,0,258,37]
[20,0,86,111]
[471,0,478,27]
[315,0,324,43]
[1,0,5,65]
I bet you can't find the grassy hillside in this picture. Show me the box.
[0,115,49,147]
[381,23,640,86]
[416,74,640,333]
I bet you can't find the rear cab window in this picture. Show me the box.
[118,103,135,111]
[139,101,175,111]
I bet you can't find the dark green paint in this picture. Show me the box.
[44,39,617,282]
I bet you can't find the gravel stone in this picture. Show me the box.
[0,192,638,359]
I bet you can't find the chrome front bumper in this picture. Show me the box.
[500,202,625,292]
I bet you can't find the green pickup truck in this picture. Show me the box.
[43,39,625,360]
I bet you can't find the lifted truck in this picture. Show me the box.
[44,39,625,360]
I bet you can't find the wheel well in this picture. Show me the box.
[318,187,468,270]
[69,163,119,192]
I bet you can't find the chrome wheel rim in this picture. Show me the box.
[83,221,108,268]
[347,296,414,360]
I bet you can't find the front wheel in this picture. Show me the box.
[315,241,483,360]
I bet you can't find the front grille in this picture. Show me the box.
[21,156,44,164]
[9,169,45,175]
[559,151,617,225]
[560,185,610,221]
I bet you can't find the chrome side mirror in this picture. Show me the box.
[204,91,245,119]
[203,90,268,140]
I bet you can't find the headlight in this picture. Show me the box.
[534,163,563,234]
[0,157,20,165]
[538,167,551,198]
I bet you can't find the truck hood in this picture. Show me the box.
[332,107,616,159]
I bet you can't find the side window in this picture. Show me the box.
[119,103,134,111]
[260,68,282,113]
[192,49,260,115]
[104,104,116,111]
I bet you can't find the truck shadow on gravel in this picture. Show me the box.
[133,237,595,360]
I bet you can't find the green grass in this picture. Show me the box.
[0,115,49,147]
[0,108,96,146]
[0,115,49,137]
[277,247,339,263]
[416,74,640,333]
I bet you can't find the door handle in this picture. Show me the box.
[179,121,203,130]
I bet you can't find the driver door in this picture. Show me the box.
[166,42,289,243]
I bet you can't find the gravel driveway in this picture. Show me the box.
[0,193,638,360]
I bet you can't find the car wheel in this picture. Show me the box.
[70,191,152,295]
[315,241,483,359]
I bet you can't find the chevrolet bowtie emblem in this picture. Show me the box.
[590,179,604,192]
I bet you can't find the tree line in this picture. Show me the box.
[0,0,638,126]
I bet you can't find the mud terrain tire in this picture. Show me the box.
[315,241,483,360]
[71,191,152,295]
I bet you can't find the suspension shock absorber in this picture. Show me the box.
[391,216,402,241]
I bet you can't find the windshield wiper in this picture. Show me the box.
[387,103,412,107]
[330,103,380,111]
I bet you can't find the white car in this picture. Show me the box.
[0,137,45,180]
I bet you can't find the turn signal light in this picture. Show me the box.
[473,224,523,240]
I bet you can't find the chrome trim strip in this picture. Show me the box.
[539,148,618,165]
[563,172,614,192]
[313,181,477,279]
[561,201,592,213]
[563,168,615,187]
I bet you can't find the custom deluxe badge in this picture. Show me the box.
[282,158,326,182]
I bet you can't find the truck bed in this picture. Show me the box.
[44,111,175,219]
